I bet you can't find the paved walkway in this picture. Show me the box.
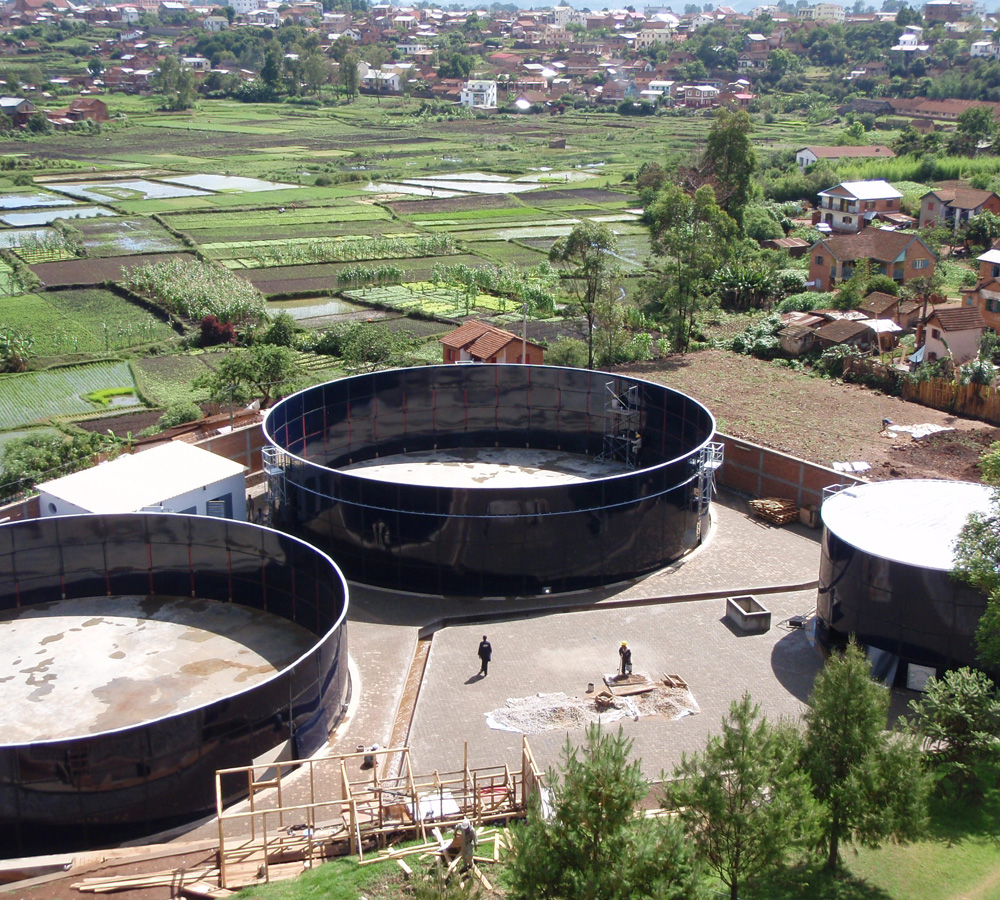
[181,489,829,841]
[335,490,825,775]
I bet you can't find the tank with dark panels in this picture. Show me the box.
[263,365,718,596]
[0,513,349,855]
[816,480,993,685]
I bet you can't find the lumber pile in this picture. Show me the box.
[74,867,219,893]
[748,498,799,526]
[357,825,504,891]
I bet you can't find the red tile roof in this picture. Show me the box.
[929,307,986,331]
[439,320,543,361]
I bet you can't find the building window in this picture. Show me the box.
[992,265,1000,279]
[913,258,929,269]
[927,202,934,211]
[815,255,824,265]
[932,328,941,339]
[843,217,852,224]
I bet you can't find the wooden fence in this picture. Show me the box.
[901,378,1000,426]
[843,357,1000,426]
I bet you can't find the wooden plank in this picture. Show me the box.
[611,684,656,697]
[396,860,412,878]
[181,881,235,899]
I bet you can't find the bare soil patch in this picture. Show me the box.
[30,252,196,287]
[527,188,632,205]
[385,194,523,216]
[622,350,1000,482]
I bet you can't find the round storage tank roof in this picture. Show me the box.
[821,479,995,571]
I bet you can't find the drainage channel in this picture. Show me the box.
[385,635,432,779]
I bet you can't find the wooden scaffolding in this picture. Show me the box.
[214,738,545,890]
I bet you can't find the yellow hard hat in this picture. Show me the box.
[621,641,627,646]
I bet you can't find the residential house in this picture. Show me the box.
[439,321,545,365]
[203,14,228,31]
[915,306,987,365]
[970,40,1000,58]
[682,84,719,108]
[813,180,903,234]
[0,97,35,126]
[67,97,108,122]
[795,145,895,170]
[460,79,497,109]
[634,21,673,48]
[797,2,846,21]
[960,242,1000,334]
[918,186,1000,232]
[923,0,970,22]
[807,230,936,291]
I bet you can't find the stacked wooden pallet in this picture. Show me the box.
[748,498,799,526]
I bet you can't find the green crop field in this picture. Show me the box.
[342,282,516,318]
[2,290,178,356]
[0,361,140,431]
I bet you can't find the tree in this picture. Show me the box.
[549,223,620,369]
[909,667,1000,794]
[311,322,417,373]
[953,482,1000,668]
[643,184,737,352]
[803,640,931,870]
[669,694,819,900]
[340,50,360,100]
[964,211,1000,250]
[948,105,997,156]
[507,724,702,900]
[261,43,283,93]
[195,344,304,408]
[87,56,103,78]
[0,325,34,372]
[0,432,116,502]
[702,108,756,227]
[259,311,298,347]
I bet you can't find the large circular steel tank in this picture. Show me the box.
[263,364,716,595]
[0,513,349,854]
[817,479,993,681]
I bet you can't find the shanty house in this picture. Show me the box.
[439,321,545,364]
[858,290,922,328]
[813,318,874,352]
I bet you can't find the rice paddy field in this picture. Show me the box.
[0,96,940,438]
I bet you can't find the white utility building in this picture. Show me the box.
[38,442,247,520]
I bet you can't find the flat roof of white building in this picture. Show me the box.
[38,441,246,514]
[821,479,995,570]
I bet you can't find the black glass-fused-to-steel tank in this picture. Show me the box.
[0,513,349,854]
[264,365,717,596]
[817,479,992,682]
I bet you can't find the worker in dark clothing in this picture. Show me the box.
[478,635,492,676]
[619,641,632,677]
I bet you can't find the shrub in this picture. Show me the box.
[157,401,204,429]
[546,337,588,367]
[201,314,236,346]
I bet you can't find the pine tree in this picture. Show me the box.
[803,640,930,869]
[507,724,702,900]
